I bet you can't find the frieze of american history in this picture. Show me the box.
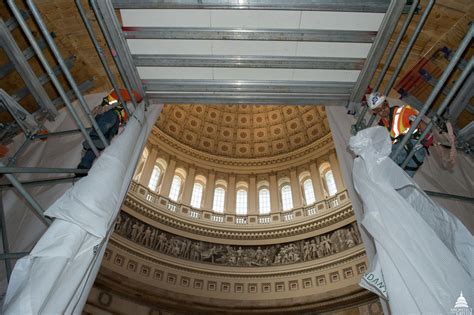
[114,212,362,267]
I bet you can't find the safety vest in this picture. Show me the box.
[114,107,128,125]
[380,105,419,141]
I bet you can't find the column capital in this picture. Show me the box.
[269,171,278,177]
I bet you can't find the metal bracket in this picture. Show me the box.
[0,89,42,138]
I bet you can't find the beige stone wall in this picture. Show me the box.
[0,1,120,121]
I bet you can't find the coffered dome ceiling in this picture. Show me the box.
[155,104,330,158]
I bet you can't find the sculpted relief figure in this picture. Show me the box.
[320,236,332,256]
[116,212,360,267]
[136,224,145,243]
[190,242,202,261]
[156,233,167,252]
[149,229,157,248]
[345,228,355,248]
[142,227,152,247]
[114,215,122,232]
[350,223,362,244]
[255,246,264,265]
[303,241,311,261]
[131,221,140,241]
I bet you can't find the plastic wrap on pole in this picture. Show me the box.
[43,104,151,237]
[349,126,473,314]
[2,103,162,314]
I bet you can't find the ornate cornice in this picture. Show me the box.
[93,269,377,314]
[150,127,334,172]
[108,237,366,279]
[124,192,355,242]
[113,210,363,270]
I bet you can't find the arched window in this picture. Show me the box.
[190,183,203,209]
[258,188,271,215]
[281,184,293,211]
[169,175,182,201]
[303,179,316,204]
[133,147,149,181]
[147,158,167,192]
[319,162,338,197]
[212,187,226,213]
[148,165,161,191]
[235,189,248,215]
[325,170,337,196]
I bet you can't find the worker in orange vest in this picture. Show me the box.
[366,92,429,177]
[77,89,142,175]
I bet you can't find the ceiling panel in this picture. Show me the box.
[121,9,212,27]
[299,12,384,30]
[209,10,302,28]
[127,39,214,54]
[119,7,386,104]
[138,67,214,79]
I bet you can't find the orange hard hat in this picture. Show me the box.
[110,88,143,104]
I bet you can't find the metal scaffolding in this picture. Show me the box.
[0,0,406,287]
[0,0,146,284]
[348,0,473,189]
[3,0,471,311]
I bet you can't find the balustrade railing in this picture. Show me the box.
[235,216,248,225]
[189,208,201,219]
[129,181,350,226]
[282,212,295,222]
[167,200,178,212]
[211,213,224,223]
[326,195,340,208]
[306,206,317,216]
[258,216,272,224]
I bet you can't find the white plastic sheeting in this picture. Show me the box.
[349,126,472,314]
[2,100,161,314]
[326,107,474,314]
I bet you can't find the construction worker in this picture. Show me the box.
[366,92,429,177]
[77,89,141,174]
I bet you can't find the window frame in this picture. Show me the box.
[258,187,271,215]
[148,164,162,191]
[280,184,293,211]
[303,178,316,205]
[235,189,248,215]
[190,182,204,209]
[212,187,226,213]
[169,175,183,202]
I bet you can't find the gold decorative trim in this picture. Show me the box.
[151,127,334,169]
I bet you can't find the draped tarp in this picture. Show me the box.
[326,105,473,314]
[348,126,472,314]
[2,101,162,314]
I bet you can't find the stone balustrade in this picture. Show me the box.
[129,180,350,227]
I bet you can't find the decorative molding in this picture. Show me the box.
[114,211,363,268]
[150,127,334,172]
[107,238,366,278]
[154,105,330,161]
[123,190,355,242]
